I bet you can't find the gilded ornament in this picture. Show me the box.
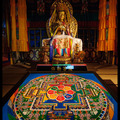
[51,67,55,71]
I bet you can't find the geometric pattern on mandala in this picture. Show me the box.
[13,73,114,120]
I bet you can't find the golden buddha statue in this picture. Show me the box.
[42,0,83,64]
[50,4,70,36]
[46,0,78,38]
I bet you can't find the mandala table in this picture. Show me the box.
[2,72,118,120]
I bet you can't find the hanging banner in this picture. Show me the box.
[18,0,29,52]
[97,0,106,51]
[108,0,117,51]
[10,0,17,51]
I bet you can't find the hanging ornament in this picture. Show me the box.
[81,0,88,14]
[37,0,45,15]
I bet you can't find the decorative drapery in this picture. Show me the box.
[97,0,117,52]
[97,0,106,51]
[10,0,17,51]
[18,0,29,51]
[108,0,117,51]
[5,2,10,48]
[10,0,29,52]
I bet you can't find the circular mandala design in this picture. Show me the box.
[13,74,114,120]
[47,85,75,102]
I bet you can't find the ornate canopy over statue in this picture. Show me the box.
[42,0,84,64]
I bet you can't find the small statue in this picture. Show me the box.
[73,44,81,63]
[74,43,80,54]
[43,52,49,63]
[73,53,81,63]
[43,41,47,47]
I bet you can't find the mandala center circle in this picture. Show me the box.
[57,90,65,95]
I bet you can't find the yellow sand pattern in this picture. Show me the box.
[43,94,48,102]
[63,86,71,91]
[108,104,114,120]
[48,94,58,99]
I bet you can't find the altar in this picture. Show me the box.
[42,35,83,64]
[41,0,85,65]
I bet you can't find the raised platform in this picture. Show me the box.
[2,71,118,120]
[36,63,87,71]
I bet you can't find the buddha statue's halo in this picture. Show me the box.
[50,0,73,15]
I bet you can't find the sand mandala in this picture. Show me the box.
[6,73,114,119]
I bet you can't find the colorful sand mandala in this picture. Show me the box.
[47,85,75,102]
[6,73,115,120]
